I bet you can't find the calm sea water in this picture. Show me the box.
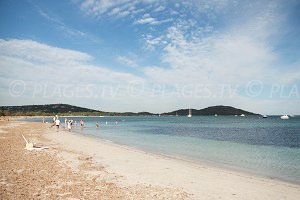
[27,115,300,183]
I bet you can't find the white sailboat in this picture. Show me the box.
[187,109,192,117]
[280,115,289,120]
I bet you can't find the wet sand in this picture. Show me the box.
[1,120,300,199]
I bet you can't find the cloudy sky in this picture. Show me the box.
[0,0,299,114]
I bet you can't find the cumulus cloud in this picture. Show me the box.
[0,39,143,82]
[0,39,144,109]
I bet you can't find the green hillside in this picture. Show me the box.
[0,104,104,116]
[162,106,258,116]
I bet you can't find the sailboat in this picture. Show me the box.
[280,115,289,120]
[176,112,178,117]
[187,109,192,117]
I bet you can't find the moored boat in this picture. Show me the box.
[280,115,289,120]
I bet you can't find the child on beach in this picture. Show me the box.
[55,118,60,132]
[67,120,72,132]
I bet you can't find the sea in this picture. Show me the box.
[26,115,300,184]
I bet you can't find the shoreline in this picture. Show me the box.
[1,121,300,199]
[71,127,300,186]
[65,120,300,186]
[45,122,300,199]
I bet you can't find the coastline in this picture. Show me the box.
[71,126,300,186]
[1,121,300,199]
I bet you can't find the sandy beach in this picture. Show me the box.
[1,120,300,199]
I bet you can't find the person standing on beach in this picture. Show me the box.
[96,122,99,128]
[55,118,60,132]
[67,120,72,132]
[51,116,55,127]
[64,118,67,129]
[50,116,56,127]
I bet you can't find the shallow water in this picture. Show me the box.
[28,115,300,183]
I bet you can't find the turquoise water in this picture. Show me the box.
[29,116,300,183]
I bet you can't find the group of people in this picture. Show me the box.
[50,115,60,132]
[50,116,81,132]
[49,116,110,132]
[65,118,75,132]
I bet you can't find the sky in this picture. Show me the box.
[0,0,300,114]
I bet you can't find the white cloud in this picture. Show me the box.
[78,0,174,28]
[184,0,235,14]
[144,35,166,51]
[0,39,91,66]
[135,16,157,25]
[108,7,130,18]
[153,5,165,12]
[32,2,100,42]
[142,0,299,86]
[0,39,142,83]
[117,56,139,68]
[134,13,172,26]
[0,39,144,109]
[79,0,160,19]
[145,27,275,85]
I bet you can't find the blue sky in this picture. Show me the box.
[0,0,299,114]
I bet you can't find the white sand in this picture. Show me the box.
[46,129,300,200]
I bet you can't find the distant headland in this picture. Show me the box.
[0,104,259,116]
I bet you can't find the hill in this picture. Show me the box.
[0,104,258,116]
[0,104,104,116]
[162,106,258,116]
[0,104,157,116]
